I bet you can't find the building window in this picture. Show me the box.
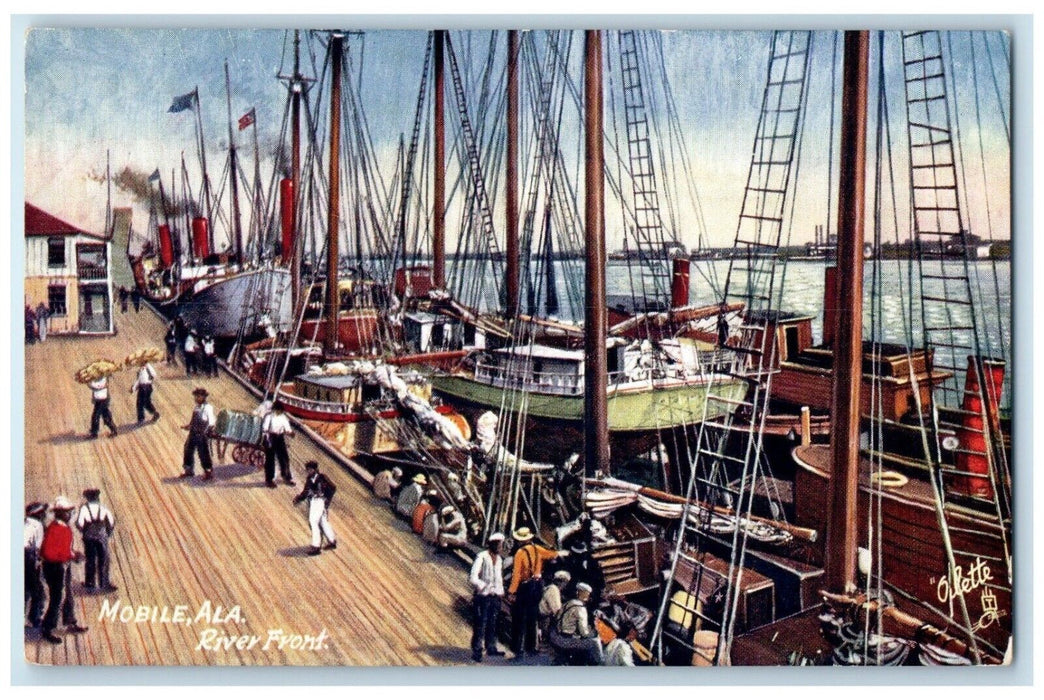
[47,237,66,267]
[48,285,67,317]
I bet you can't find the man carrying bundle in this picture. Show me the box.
[130,360,160,423]
[87,374,118,439]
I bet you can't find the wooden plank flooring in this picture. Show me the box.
[23,307,476,666]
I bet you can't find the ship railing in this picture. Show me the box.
[474,360,592,396]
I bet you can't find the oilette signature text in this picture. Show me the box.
[97,598,330,652]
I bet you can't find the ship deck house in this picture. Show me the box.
[24,202,114,335]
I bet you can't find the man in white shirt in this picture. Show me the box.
[76,488,117,592]
[201,335,217,377]
[180,387,216,480]
[130,362,160,423]
[261,401,295,488]
[24,502,47,627]
[88,375,118,438]
[184,331,199,376]
[469,532,507,662]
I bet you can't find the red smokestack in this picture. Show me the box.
[954,357,1005,499]
[280,177,294,261]
[191,217,210,260]
[671,258,690,309]
[157,224,174,268]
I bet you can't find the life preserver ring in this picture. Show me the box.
[871,470,909,489]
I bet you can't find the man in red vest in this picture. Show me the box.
[40,496,88,644]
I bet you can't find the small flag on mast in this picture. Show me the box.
[148,169,161,182]
[238,108,256,131]
[168,90,197,113]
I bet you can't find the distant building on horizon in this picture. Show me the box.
[24,202,115,335]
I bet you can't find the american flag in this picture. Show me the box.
[238,108,255,131]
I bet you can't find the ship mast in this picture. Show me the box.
[505,29,520,317]
[224,61,244,263]
[583,29,609,476]
[823,30,869,594]
[432,30,446,289]
[325,32,344,355]
[290,30,303,321]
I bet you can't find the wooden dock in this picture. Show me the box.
[23,306,478,666]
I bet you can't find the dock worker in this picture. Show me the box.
[292,461,337,556]
[118,286,129,313]
[538,570,571,643]
[550,582,604,665]
[180,387,216,481]
[412,489,438,535]
[396,473,427,519]
[603,621,638,666]
[24,502,48,629]
[40,496,88,645]
[469,532,507,663]
[261,401,295,488]
[25,304,37,344]
[436,505,468,551]
[508,527,568,660]
[76,488,116,592]
[130,360,161,423]
[201,334,217,377]
[183,330,200,376]
[131,287,141,313]
[372,466,402,502]
[421,504,441,546]
[88,374,118,439]
[164,322,179,365]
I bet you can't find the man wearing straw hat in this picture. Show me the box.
[469,532,507,663]
[261,401,295,489]
[508,527,567,661]
[40,496,88,644]
[180,387,216,481]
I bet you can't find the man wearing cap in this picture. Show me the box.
[372,466,402,502]
[508,527,567,660]
[261,401,295,488]
[180,387,216,480]
[76,489,116,592]
[130,360,161,424]
[88,374,118,439]
[468,533,507,663]
[436,505,468,551]
[293,461,337,556]
[551,582,604,665]
[538,569,571,643]
[40,497,88,644]
[24,502,48,628]
[395,473,427,520]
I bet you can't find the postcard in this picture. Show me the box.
[21,25,1013,669]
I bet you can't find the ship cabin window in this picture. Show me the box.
[464,323,476,346]
[47,285,67,316]
[47,237,66,267]
[431,322,445,348]
[784,325,801,362]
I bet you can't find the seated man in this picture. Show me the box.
[373,467,403,502]
[395,473,426,519]
[436,505,468,551]
[548,582,604,666]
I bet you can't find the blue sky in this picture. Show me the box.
[23,28,1011,253]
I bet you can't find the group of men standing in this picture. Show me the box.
[25,490,116,644]
[163,318,218,377]
[25,302,50,343]
[467,524,626,665]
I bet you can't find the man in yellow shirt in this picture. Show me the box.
[507,526,566,661]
